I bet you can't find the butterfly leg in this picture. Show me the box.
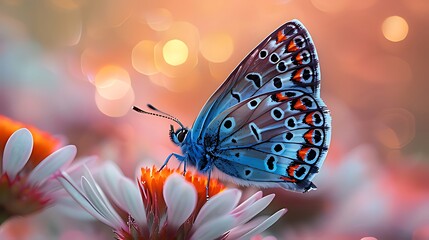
[183,159,187,176]
[205,169,211,201]
[159,153,186,171]
[176,161,183,171]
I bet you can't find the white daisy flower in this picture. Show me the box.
[0,125,76,224]
[60,163,286,239]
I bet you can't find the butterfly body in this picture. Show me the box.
[164,19,331,193]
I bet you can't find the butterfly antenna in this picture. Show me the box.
[132,105,185,129]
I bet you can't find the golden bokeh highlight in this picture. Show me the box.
[162,39,189,66]
[94,65,132,100]
[132,40,158,75]
[153,21,199,79]
[145,8,173,31]
[382,16,409,42]
[200,33,234,63]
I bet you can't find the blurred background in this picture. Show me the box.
[1,0,429,239]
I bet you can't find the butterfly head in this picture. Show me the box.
[169,124,189,146]
[132,105,189,146]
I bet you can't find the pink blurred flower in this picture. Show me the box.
[60,163,286,239]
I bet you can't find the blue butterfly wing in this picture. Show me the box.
[191,19,320,144]
[204,89,331,192]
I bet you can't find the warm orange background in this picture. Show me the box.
[0,0,428,239]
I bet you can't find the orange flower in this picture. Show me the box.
[0,115,60,168]
[140,166,224,217]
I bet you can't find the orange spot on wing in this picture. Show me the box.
[277,30,287,44]
[293,99,307,111]
[287,164,300,178]
[280,176,297,183]
[292,69,303,82]
[304,129,314,144]
[295,53,303,65]
[305,112,314,125]
[298,148,309,161]
[275,93,289,102]
[288,40,298,52]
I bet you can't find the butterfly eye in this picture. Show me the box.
[175,129,188,143]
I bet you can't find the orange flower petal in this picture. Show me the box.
[0,115,60,168]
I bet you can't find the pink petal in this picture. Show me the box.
[27,145,76,186]
[2,128,33,179]
[193,189,242,228]
[164,173,197,230]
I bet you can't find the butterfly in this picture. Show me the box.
[134,19,331,194]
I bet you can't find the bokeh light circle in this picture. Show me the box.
[145,8,173,31]
[95,65,131,100]
[162,39,189,66]
[200,33,234,63]
[382,16,409,42]
[132,40,158,75]
[95,88,135,117]
[375,108,415,149]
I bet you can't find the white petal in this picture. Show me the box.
[59,172,119,229]
[63,155,97,176]
[80,166,127,229]
[164,173,197,230]
[231,191,263,214]
[226,218,263,240]
[2,128,33,179]
[193,189,241,228]
[98,162,127,210]
[233,194,275,226]
[27,145,76,186]
[80,175,127,230]
[119,177,147,227]
[238,209,287,240]
[52,195,96,221]
[190,215,235,240]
